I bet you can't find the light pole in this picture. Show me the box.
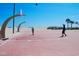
[13,3,15,34]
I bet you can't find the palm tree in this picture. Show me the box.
[65,18,71,29]
[70,21,74,29]
[75,21,79,25]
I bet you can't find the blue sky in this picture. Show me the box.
[0,3,79,28]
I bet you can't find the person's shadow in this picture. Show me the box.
[58,35,67,38]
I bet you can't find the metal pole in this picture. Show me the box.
[13,3,15,33]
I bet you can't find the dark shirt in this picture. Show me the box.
[32,27,34,33]
[62,25,66,33]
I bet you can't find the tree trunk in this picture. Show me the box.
[71,23,72,30]
[67,22,69,29]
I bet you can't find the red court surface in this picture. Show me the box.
[0,30,79,56]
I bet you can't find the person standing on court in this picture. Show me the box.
[32,27,34,36]
[61,24,67,37]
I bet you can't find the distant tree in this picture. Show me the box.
[65,18,71,29]
[70,21,74,29]
[75,21,79,25]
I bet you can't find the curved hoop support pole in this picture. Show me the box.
[0,14,24,39]
[17,21,26,32]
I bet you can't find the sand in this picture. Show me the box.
[0,28,79,56]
